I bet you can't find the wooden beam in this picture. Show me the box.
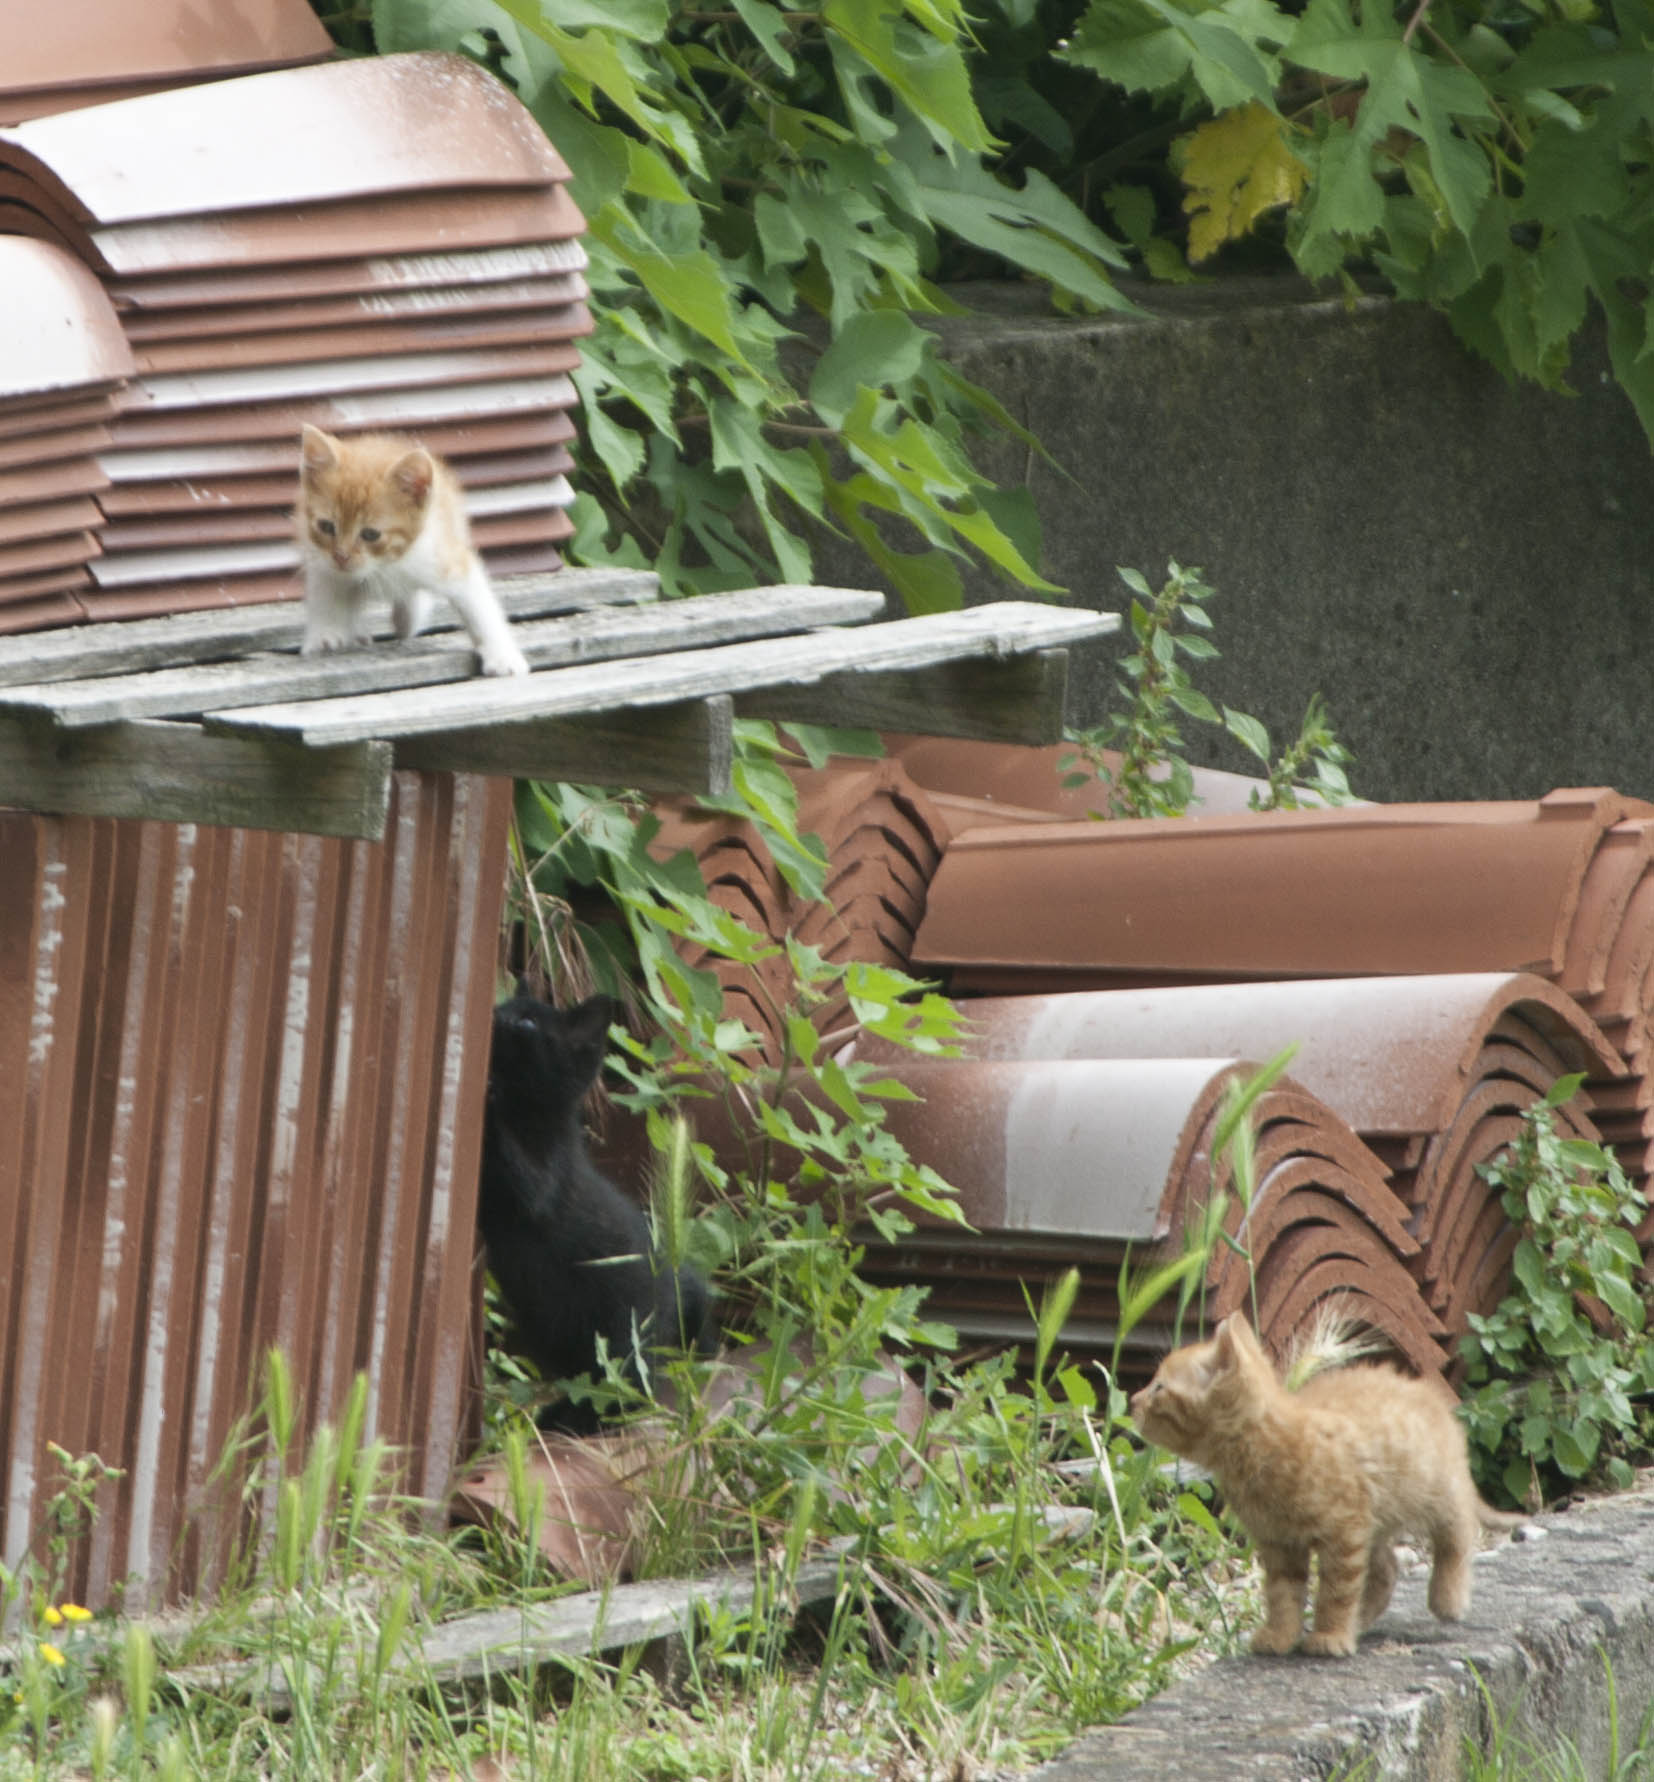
[739,648,1072,745]
[209,603,1122,748]
[0,715,392,839]
[5,586,887,729]
[0,565,661,689]
[393,695,734,799]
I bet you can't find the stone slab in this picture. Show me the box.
[811,278,1654,806]
[1032,1488,1654,1780]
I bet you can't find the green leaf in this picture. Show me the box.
[1595,1271,1646,1333]
[810,311,933,427]
[896,127,1136,313]
[603,228,755,368]
[780,723,886,767]
[825,0,995,153]
[731,0,798,74]
[1223,707,1272,762]
[1065,0,1282,111]
[624,140,694,205]
[1289,0,1493,242]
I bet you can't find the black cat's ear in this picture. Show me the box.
[515,974,534,1000]
[565,995,617,1085]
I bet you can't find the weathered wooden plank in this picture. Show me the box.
[5,586,887,729]
[739,648,1072,746]
[0,566,660,689]
[394,695,734,798]
[210,602,1122,748]
[0,715,392,838]
[178,1553,852,1709]
[416,1553,850,1688]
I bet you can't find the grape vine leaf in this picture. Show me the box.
[1289,0,1494,256]
[1180,102,1309,263]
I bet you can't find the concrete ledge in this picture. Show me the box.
[810,277,1654,804]
[1033,1488,1654,1780]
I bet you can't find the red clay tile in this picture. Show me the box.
[2,0,330,115]
[88,187,585,279]
[914,790,1649,989]
[106,240,588,311]
[127,304,594,375]
[0,54,570,228]
[0,497,104,545]
[120,273,588,342]
[0,393,120,438]
[0,589,89,630]
[104,369,579,447]
[0,422,113,470]
[902,973,1625,1141]
[0,237,135,397]
[0,458,110,508]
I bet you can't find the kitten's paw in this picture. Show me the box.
[302,627,371,656]
[1302,1630,1358,1658]
[479,642,530,677]
[1249,1627,1299,1657]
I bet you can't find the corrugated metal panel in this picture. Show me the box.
[0,768,510,1608]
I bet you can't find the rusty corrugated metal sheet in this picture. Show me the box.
[0,769,510,1608]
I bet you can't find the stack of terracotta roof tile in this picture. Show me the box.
[0,50,587,624]
[838,1055,1445,1385]
[0,0,332,124]
[0,237,134,632]
[862,973,1622,1366]
[913,787,1654,1179]
[649,745,1654,1376]
[649,759,950,1056]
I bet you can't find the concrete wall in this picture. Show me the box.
[819,279,1654,804]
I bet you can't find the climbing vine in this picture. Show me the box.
[1057,0,1654,440]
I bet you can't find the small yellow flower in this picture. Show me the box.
[41,1606,62,1627]
[60,1603,92,1623]
[39,1642,65,1667]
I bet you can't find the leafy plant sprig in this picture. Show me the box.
[1063,562,1355,817]
[1460,1076,1654,1508]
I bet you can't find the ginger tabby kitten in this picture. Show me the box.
[296,423,529,677]
[1131,1314,1522,1657]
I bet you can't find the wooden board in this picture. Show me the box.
[208,603,1121,747]
[0,565,659,688]
[395,695,735,799]
[0,585,885,726]
[739,648,1073,747]
[0,714,391,838]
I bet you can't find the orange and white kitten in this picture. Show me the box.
[296,424,529,677]
[1131,1314,1521,1658]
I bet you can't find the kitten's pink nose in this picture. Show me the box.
[332,550,350,568]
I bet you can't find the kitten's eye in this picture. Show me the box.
[360,527,381,543]
[316,518,336,537]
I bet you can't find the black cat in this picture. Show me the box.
[478,985,713,1429]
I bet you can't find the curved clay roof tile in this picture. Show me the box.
[2,0,330,103]
[0,237,134,400]
[0,53,570,228]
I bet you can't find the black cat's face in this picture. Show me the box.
[486,990,616,1129]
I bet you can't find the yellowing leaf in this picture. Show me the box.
[1180,102,1309,263]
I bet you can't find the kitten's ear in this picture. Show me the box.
[1213,1316,1246,1369]
[300,423,339,476]
[565,995,617,1085]
[515,974,535,1000]
[389,447,435,507]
